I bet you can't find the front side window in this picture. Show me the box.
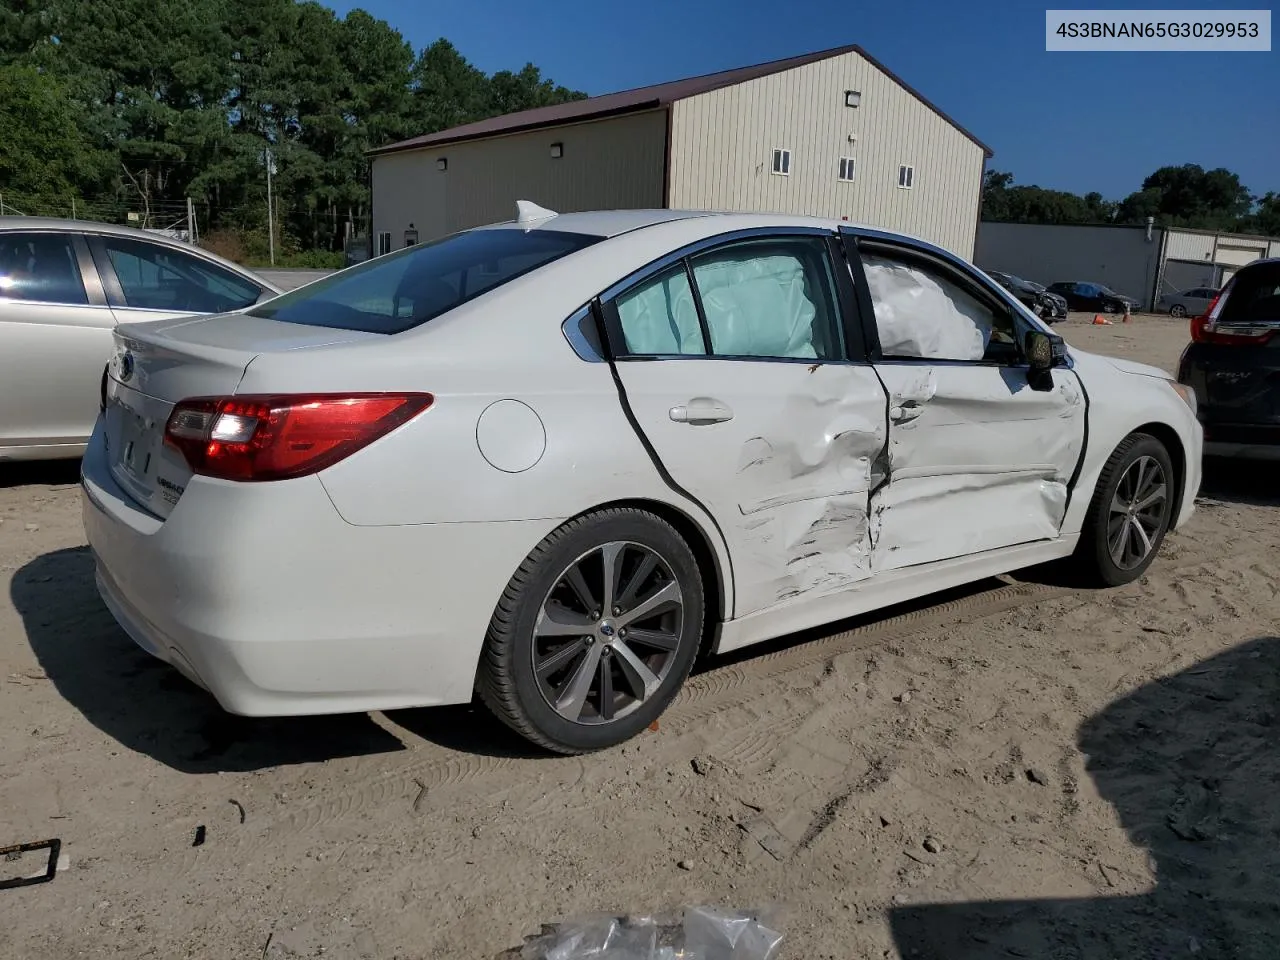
[102,237,262,313]
[861,249,1017,362]
[0,232,88,305]
[251,228,600,334]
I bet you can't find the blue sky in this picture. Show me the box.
[326,0,1278,201]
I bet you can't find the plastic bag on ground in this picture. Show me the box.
[505,907,782,960]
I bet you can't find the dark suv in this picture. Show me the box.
[1177,258,1280,460]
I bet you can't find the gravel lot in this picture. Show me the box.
[2,312,1277,959]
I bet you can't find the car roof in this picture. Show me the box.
[474,206,942,248]
[0,215,279,291]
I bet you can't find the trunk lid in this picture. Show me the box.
[104,313,378,518]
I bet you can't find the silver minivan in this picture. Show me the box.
[0,217,281,461]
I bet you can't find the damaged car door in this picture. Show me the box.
[843,231,1086,572]
[600,229,889,618]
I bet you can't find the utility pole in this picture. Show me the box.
[71,198,77,220]
[264,149,276,266]
[186,196,197,244]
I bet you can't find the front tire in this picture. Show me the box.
[1076,433,1176,586]
[1170,304,1187,318]
[478,508,705,754]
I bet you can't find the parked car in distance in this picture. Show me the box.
[1046,281,1141,314]
[1158,286,1219,318]
[0,217,281,461]
[1177,258,1280,460]
[986,270,1068,322]
[83,205,1202,754]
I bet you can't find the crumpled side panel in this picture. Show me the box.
[731,372,887,609]
[862,255,993,361]
[693,253,819,359]
[871,471,1068,571]
[868,366,1087,573]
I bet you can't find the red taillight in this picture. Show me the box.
[164,393,433,482]
[1189,292,1274,345]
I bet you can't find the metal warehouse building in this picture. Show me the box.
[976,221,1280,311]
[369,45,993,259]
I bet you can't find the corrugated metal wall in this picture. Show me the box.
[667,49,986,258]
[371,111,667,245]
[974,222,1164,308]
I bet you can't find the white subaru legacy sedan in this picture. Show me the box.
[83,206,1202,753]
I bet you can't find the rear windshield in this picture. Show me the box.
[1219,264,1280,324]
[249,228,601,333]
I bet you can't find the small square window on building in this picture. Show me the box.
[436,157,447,171]
[377,232,392,256]
[897,164,914,189]
[844,90,861,108]
[771,148,791,176]
[838,157,856,182]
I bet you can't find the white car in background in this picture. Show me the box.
[0,217,279,461]
[82,205,1202,753]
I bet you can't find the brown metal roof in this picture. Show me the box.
[371,44,993,158]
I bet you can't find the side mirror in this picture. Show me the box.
[1025,330,1054,392]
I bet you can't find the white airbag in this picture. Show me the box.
[862,256,993,361]
[693,254,818,359]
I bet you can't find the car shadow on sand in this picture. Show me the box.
[1199,456,1280,508]
[13,546,406,774]
[890,635,1280,959]
[0,460,82,489]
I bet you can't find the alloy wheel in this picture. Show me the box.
[532,541,685,725]
[1107,455,1169,570]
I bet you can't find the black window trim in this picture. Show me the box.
[596,226,872,366]
[86,232,266,314]
[0,229,107,308]
[839,225,1068,371]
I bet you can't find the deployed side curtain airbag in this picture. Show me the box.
[693,253,819,359]
[615,268,704,355]
[862,255,993,361]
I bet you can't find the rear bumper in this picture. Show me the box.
[81,421,558,716]
[1204,441,1280,461]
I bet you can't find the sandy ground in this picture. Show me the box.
[3,312,1278,959]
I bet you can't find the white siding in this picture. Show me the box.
[1164,230,1214,262]
[667,50,986,258]
[372,111,667,245]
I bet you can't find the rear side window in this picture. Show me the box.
[101,237,262,314]
[250,228,601,334]
[0,232,88,305]
[1219,265,1280,324]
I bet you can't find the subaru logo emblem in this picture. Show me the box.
[118,352,135,382]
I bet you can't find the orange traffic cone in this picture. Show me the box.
[1092,314,1112,325]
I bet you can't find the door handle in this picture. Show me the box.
[890,400,925,423]
[669,398,734,424]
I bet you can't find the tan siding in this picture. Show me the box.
[371,111,667,245]
[668,50,985,258]
[1165,230,1214,261]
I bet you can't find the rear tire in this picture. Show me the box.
[477,508,705,754]
[1075,433,1176,587]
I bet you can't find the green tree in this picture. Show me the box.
[0,62,111,211]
